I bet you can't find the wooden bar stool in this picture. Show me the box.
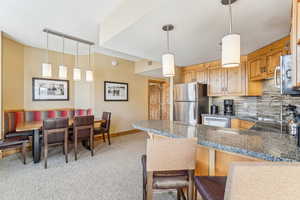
[145,137,196,200]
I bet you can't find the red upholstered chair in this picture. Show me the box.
[87,109,92,115]
[15,112,24,125]
[33,111,41,121]
[76,109,85,116]
[61,110,68,118]
[48,110,56,119]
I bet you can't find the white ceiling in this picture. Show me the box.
[101,0,292,66]
[0,0,140,61]
[0,0,292,66]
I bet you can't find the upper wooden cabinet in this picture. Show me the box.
[208,60,247,96]
[181,57,262,97]
[248,37,289,81]
[291,0,300,88]
[208,67,224,96]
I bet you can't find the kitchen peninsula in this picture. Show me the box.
[133,120,300,176]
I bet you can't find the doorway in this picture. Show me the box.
[148,80,169,120]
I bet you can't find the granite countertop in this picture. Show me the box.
[132,120,300,162]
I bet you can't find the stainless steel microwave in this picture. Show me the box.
[274,55,300,96]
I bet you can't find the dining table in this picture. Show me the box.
[15,118,105,163]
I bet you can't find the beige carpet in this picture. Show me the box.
[0,132,177,200]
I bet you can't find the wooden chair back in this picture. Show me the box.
[146,137,197,172]
[101,112,111,131]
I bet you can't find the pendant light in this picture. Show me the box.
[162,24,175,77]
[42,31,52,77]
[59,36,67,79]
[86,45,94,82]
[73,42,81,81]
[221,0,240,68]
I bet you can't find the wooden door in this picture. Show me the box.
[161,82,169,120]
[196,69,208,84]
[208,67,224,96]
[266,48,284,77]
[149,84,161,120]
[225,64,246,96]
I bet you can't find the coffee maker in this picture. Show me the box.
[224,99,234,116]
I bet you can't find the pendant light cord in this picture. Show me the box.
[62,36,64,65]
[229,0,233,33]
[89,45,91,67]
[76,42,79,66]
[46,31,49,63]
[167,28,170,53]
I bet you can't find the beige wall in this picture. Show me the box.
[2,37,24,110]
[3,37,150,133]
[93,53,148,133]
[23,45,75,110]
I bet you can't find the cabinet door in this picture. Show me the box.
[183,71,196,83]
[248,56,266,81]
[208,68,224,96]
[196,69,208,84]
[266,48,284,77]
[225,64,246,96]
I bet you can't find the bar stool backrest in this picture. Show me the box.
[224,162,300,200]
[146,138,196,172]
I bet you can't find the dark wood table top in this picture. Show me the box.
[16,119,105,132]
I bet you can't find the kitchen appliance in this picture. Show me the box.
[203,116,231,128]
[285,104,300,136]
[224,99,234,116]
[174,82,208,125]
[275,55,300,95]
[210,105,219,114]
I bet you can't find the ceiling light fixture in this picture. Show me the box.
[162,24,175,77]
[86,45,93,82]
[42,30,52,77]
[59,36,67,79]
[221,0,240,68]
[73,42,81,81]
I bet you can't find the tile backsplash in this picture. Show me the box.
[211,79,300,122]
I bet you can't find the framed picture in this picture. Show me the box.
[104,81,128,101]
[32,78,69,101]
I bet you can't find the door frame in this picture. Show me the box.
[148,80,167,120]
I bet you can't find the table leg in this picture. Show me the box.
[32,129,41,163]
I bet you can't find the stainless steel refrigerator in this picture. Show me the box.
[174,82,208,125]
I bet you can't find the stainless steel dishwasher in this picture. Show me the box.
[203,116,231,128]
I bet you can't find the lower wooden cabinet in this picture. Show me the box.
[231,119,255,130]
[195,146,263,176]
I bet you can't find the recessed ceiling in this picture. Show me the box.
[0,0,140,61]
[101,0,292,66]
[0,0,292,65]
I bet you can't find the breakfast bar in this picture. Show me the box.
[133,120,300,176]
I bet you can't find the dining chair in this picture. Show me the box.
[0,136,29,164]
[71,115,94,160]
[42,118,69,169]
[94,112,111,145]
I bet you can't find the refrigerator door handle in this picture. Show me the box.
[274,66,281,89]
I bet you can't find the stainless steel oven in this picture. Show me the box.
[203,116,231,128]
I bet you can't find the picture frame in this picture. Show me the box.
[104,81,128,101]
[32,78,69,101]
